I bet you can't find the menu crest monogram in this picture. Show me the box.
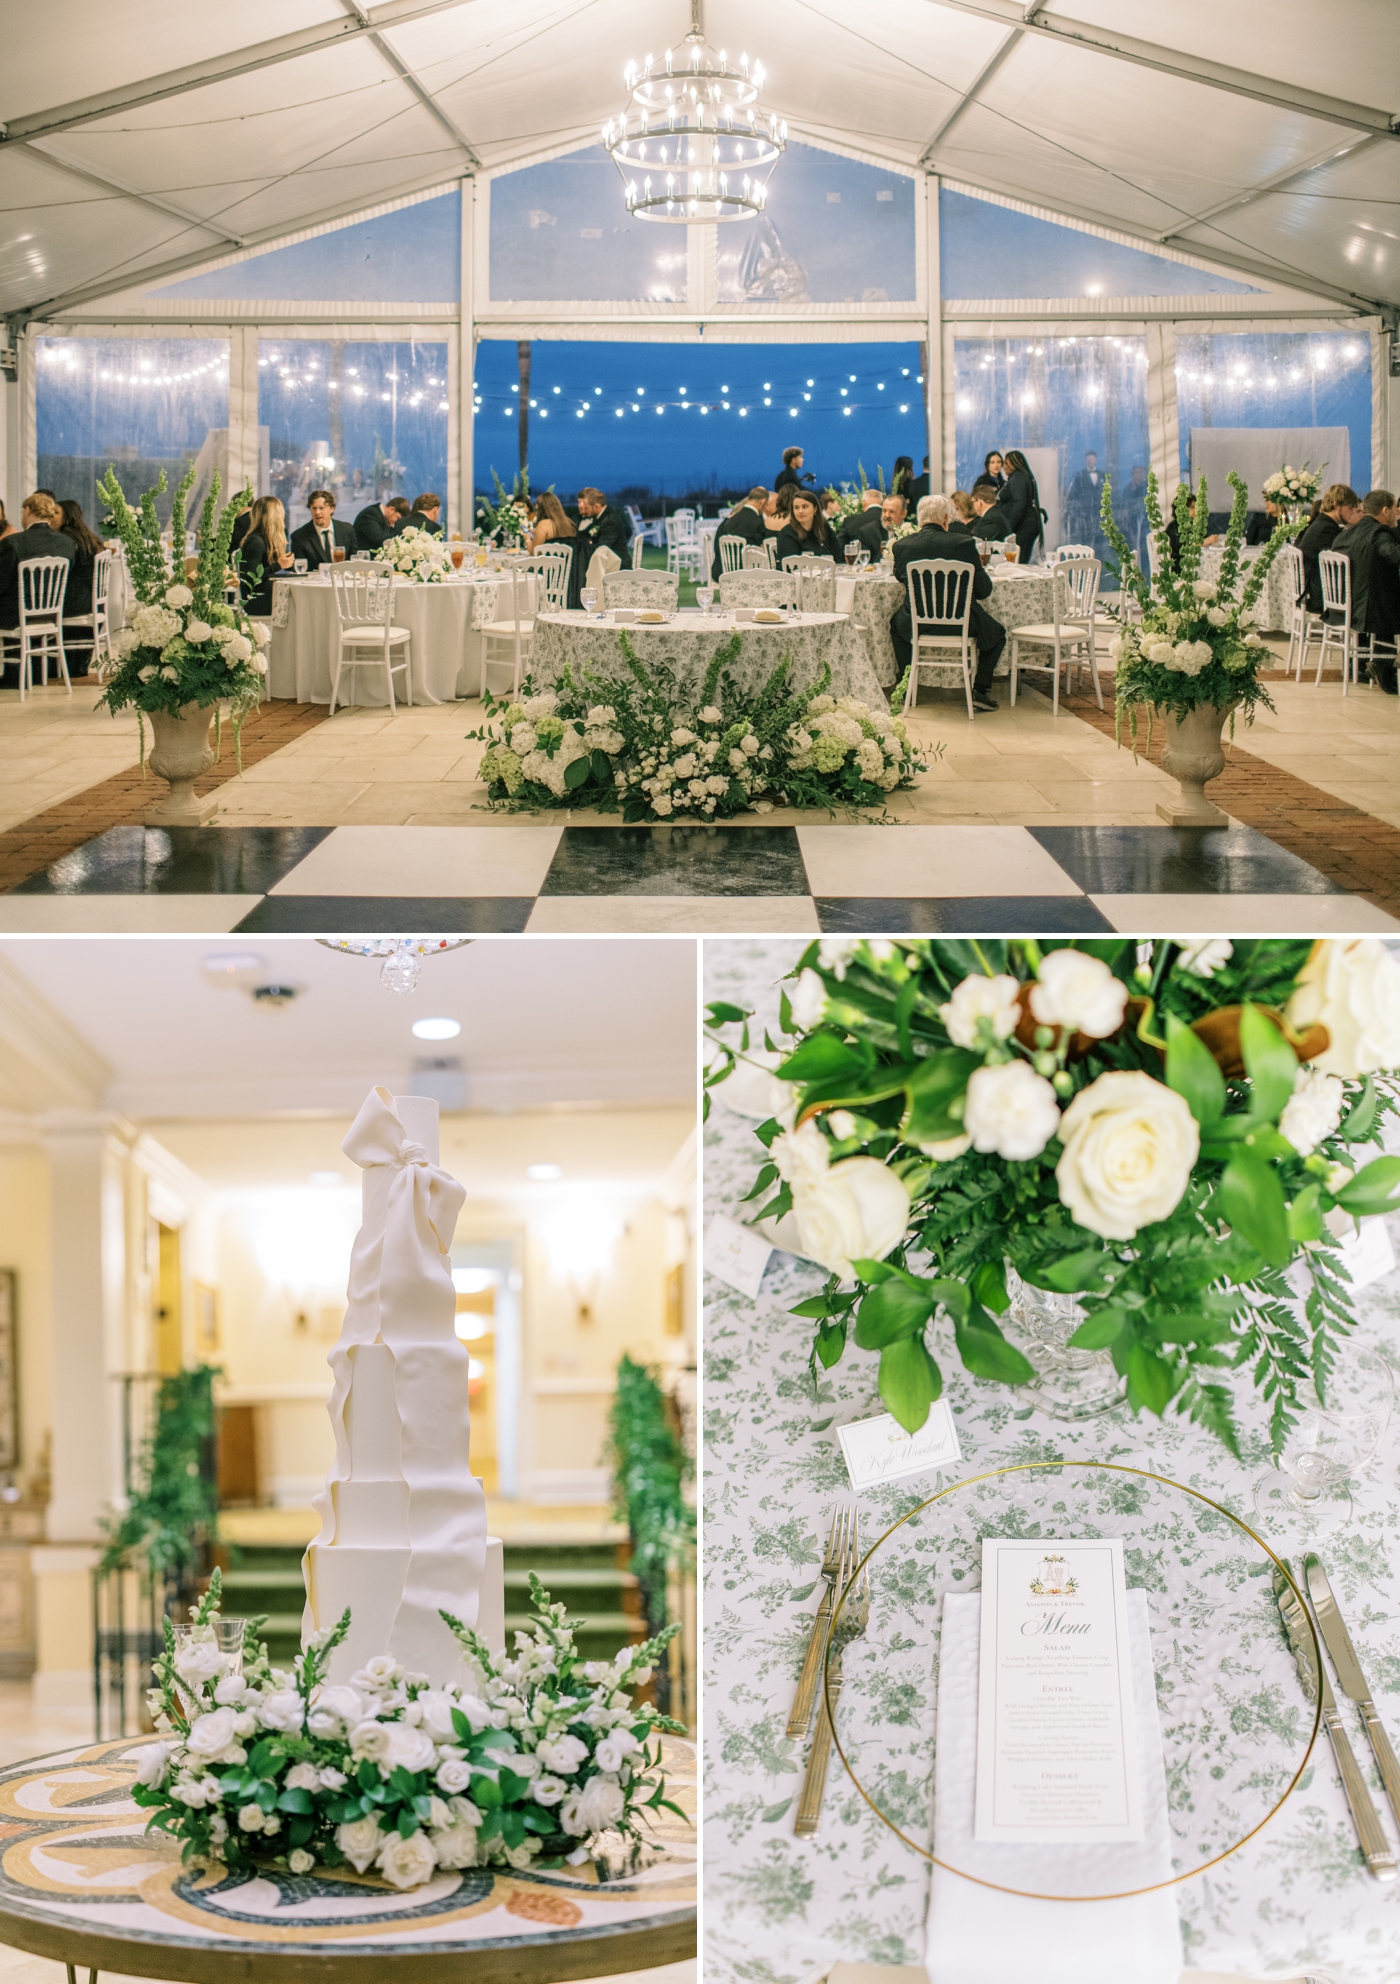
[1029,1552,1079,1598]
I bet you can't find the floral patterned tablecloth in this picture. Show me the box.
[529,610,886,706]
[703,937,1400,1984]
[1201,546,1295,633]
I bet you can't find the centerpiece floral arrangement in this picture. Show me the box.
[705,937,1400,1454]
[130,1570,684,1888]
[97,463,269,766]
[476,468,536,545]
[1263,463,1322,514]
[468,635,926,819]
[374,524,454,584]
[1098,468,1293,743]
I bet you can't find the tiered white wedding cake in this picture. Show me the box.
[302,1086,505,1682]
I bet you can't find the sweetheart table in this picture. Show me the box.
[703,938,1400,1984]
[266,574,528,707]
[528,608,887,706]
[0,1735,695,1982]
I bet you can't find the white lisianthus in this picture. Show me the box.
[789,967,828,1030]
[963,1061,1061,1162]
[349,1720,393,1760]
[258,1691,306,1734]
[791,1155,911,1280]
[185,1708,239,1758]
[309,1684,365,1731]
[818,939,859,978]
[1029,950,1128,1039]
[1279,1065,1345,1157]
[283,1762,322,1793]
[336,1815,385,1873]
[594,1729,640,1774]
[940,972,1021,1050]
[1286,939,1400,1077]
[319,1767,347,1790]
[561,1773,626,1835]
[126,1741,171,1789]
[384,1723,437,1774]
[174,1640,226,1686]
[538,1733,588,1775]
[376,1829,439,1891]
[1172,938,1232,977]
[1055,1070,1199,1240]
[533,1773,567,1805]
[351,1654,402,1689]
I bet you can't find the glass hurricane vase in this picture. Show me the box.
[1004,1267,1127,1421]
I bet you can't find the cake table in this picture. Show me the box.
[0,1735,695,1981]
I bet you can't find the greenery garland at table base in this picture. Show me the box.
[606,1356,695,1709]
[467,632,929,820]
[706,937,1400,1456]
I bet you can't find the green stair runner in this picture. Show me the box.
[222,1540,643,1667]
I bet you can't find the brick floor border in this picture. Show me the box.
[0,700,328,894]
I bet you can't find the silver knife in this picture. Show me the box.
[1274,1562,1396,1880]
[1305,1552,1400,1836]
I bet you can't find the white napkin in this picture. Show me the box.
[834,575,857,614]
[925,1591,1181,1984]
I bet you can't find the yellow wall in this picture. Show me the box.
[0,1148,51,1496]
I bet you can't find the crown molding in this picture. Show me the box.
[0,958,111,1114]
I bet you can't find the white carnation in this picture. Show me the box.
[789,968,827,1030]
[1030,950,1127,1039]
[1279,1066,1345,1158]
[963,1061,1061,1162]
[940,973,1021,1050]
[1172,938,1232,978]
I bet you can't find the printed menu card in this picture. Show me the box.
[974,1537,1144,1844]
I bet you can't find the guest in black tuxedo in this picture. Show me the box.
[1065,452,1106,544]
[891,493,1006,712]
[0,493,75,684]
[967,479,1013,542]
[907,455,931,506]
[711,487,770,579]
[353,495,410,551]
[1335,489,1400,692]
[575,487,632,567]
[237,496,294,617]
[0,501,17,546]
[1000,450,1044,565]
[1297,483,1362,614]
[408,493,444,537]
[773,490,837,566]
[57,499,105,677]
[838,490,886,559]
[291,489,356,569]
[775,447,809,493]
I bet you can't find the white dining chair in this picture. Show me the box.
[602,569,680,609]
[717,535,748,574]
[743,543,777,569]
[480,570,537,699]
[1053,543,1095,563]
[0,557,71,698]
[527,547,573,613]
[328,567,413,714]
[630,534,646,569]
[63,548,114,675]
[698,524,718,581]
[1277,543,1322,681]
[1008,558,1103,715]
[902,559,976,720]
[1317,550,1360,692]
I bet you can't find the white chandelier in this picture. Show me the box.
[316,937,472,996]
[603,0,786,224]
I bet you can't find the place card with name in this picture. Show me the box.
[974,1536,1143,1845]
[704,1213,772,1299]
[836,1404,961,1490]
[1340,1215,1396,1291]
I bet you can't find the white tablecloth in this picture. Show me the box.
[266,573,522,705]
[528,609,886,706]
[1201,544,1294,632]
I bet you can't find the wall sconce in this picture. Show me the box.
[541,1209,623,1326]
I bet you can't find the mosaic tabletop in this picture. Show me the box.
[703,937,1400,1984]
[0,1736,695,1982]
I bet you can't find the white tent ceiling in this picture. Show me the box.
[1,0,1397,321]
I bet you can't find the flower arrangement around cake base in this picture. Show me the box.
[374,524,455,583]
[467,634,927,820]
[130,1570,684,1887]
[705,937,1400,1455]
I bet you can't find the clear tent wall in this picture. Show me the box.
[12,145,1387,540]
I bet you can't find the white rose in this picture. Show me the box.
[963,1061,1061,1162]
[376,1829,439,1891]
[537,1733,589,1776]
[336,1815,385,1873]
[164,584,194,608]
[224,634,253,663]
[237,1802,266,1832]
[174,1641,226,1686]
[940,972,1021,1050]
[1192,581,1217,601]
[1055,1070,1199,1240]
[319,1767,346,1790]
[251,620,271,648]
[699,705,723,723]
[1244,631,1264,648]
[159,665,179,682]
[560,1773,625,1836]
[414,1691,460,1742]
[1029,950,1127,1039]
[349,1720,393,1760]
[137,664,158,681]
[1286,940,1400,1077]
[125,1741,171,1789]
[1279,1066,1345,1157]
[289,1849,316,1874]
[791,1157,910,1280]
[213,1675,250,1707]
[1206,607,1228,627]
[252,653,269,675]
[184,618,212,644]
[385,1723,437,1774]
[185,1708,238,1757]
[435,1757,473,1793]
[284,1761,322,1793]
[740,734,761,755]
[789,968,827,1030]
[431,1819,479,1868]
[1146,640,1176,666]
[258,1691,306,1734]
[1172,938,1232,978]
[309,1684,365,1732]
[533,1773,567,1805]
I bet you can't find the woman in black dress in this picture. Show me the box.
[983,450,1006,489]
[773,491,835,567]
[891,455,916,501]
[58,499,105,677]
[999,449,1044,565]
[238,496,294,616]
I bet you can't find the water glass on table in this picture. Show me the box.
[696,585,714,617]
[292,558,307,575]
[1254,1342,1393,1538]
[581,588,599,618]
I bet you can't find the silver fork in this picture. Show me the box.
[794,1539,870,1835]
[787,1504,856,1739]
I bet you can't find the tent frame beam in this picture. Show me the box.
[922,0,1400,141]
[333,0,481,170]
[1160,134,1378,238]
[918,24,1025,165]
[15,141,249,247]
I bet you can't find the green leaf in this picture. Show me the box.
[1240,1003,1299,1123]
[471,1774,503,1809]
[1029,1248,1111,1294]
[588,749,613,782]
[970,1258,1009,1315]
[1339,1076,1378,1143]
[1165,1013,1226,1127]
[814,1320,847,1368]
[849,1258,896,1283]
[1332,1155,1400,1214]
[854,1278,934,1350]
[953,1308,1036,1386]
[878,1335,943,1430]
[1287,1183,1325,1244]
[740,1163,778,1203]
[1066,1309,1128,1350]
[1216,1151,1293,1267]
[1127,1341,1176,1415]
[901,1048,980,1146]
[277,1786,314,1815]
[706,1002,748,1025]
[777,1033,870,1084]
[288,1816,315,1848]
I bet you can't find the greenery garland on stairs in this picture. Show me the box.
[100,1365,221,1582]
[606,1356,695,1712]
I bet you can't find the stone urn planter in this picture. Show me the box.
[1156,700,1236,827]
[146,703,218,826]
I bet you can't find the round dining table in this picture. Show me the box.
[527,607,887,707]
[266,571,530,706]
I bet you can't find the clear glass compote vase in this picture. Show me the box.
[1003,1267,1127,1420]
[1253,1342,1393,1540]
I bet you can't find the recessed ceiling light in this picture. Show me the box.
[526,1163,564,1181]
[412,1017,461,1040]
[202,951,264,976]
[308,1171,345,1187]
[452,1267,497,1294]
